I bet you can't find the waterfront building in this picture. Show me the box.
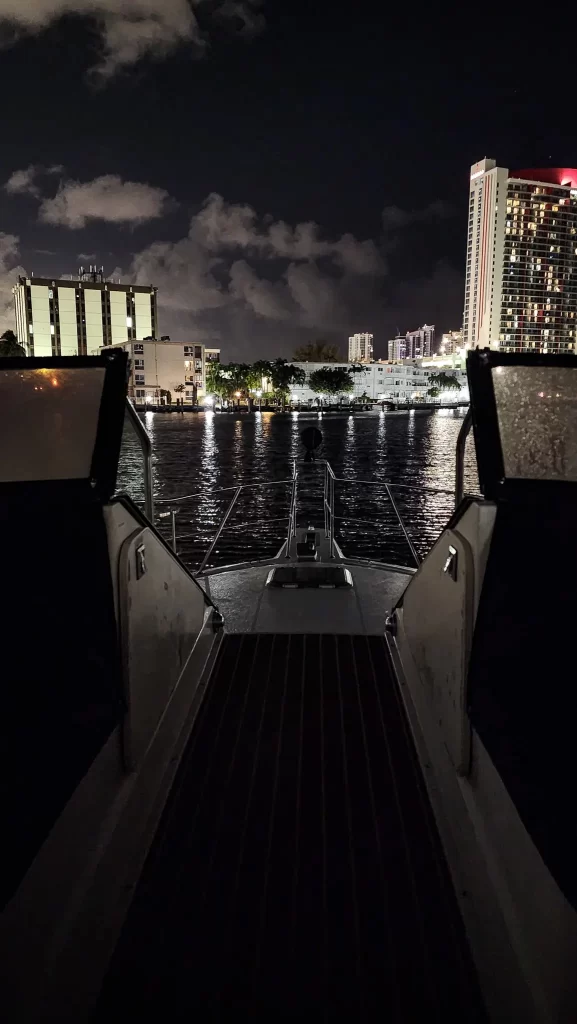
[440,330,464,356]
[387,336,407,360]
[13,267,158,357]
[463,159,577,353]
[105,339,221,406]
[348,332,374,361]
[289,360,467,406]
[405,324,435,359]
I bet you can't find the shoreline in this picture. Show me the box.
[134,402,469,416]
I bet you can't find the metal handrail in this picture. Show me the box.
[285,461,299,559]
[455,407,473,505]
[157,473,457,508]
[195,485,242,576]
[158,455,470,575]
[124,399,154,521]
[332,477,456,497]
[385,485,420,566]
[155,478,293,504]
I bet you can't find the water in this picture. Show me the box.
[118,409,479,571]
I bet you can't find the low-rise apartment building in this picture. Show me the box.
[288,361,468,405]
[104,339,220,405]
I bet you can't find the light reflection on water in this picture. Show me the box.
[117,409,478,570]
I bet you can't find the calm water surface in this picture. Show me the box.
[118,409,478,570]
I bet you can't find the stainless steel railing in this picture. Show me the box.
[126,404,476,575]
[153,461,462,575]
[124,399,154,522]
[455,407,473,505]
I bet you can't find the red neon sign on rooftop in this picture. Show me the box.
[510,168,577,189]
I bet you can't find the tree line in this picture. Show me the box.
[206,358,369,407]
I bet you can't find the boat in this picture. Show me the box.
[0,349,575,1021]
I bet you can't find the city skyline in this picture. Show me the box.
[1,6,576,359]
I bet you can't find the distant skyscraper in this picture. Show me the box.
[463,159,577,353]
[348,332,374,361]
[13,267,158,356]
[440,330,464,356]
[405,324,435,359]
[387,336,406,360]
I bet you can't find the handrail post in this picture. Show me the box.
[323,462,329,538]
[195,486,242,576]
[384,483,420,568]
[330,472,335,558]
[171,509,177,554]
[125,399,154,522]
[286,461,298,559]
[325,463,336,559]
[455,407,473,508]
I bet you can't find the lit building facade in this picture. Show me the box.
[289,361,468,406]
[388,336,407,360]
[348,332,374,361]
[13,268,158,356]
[463,160,577,353]
[440,330,464,356]
[106,340,220,406]
[405,324,435,359]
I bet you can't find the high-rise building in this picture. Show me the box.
[348,332,374,361]
[405,324,435,359]
[13,267,158,356]
[387,336,406,360]
[440,330,464,356]
[463,159,577,353]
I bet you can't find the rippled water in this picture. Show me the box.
[118,409,479,570]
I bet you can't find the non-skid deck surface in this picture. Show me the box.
[97,634,485,1021]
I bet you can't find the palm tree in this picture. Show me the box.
[0,330,25,357]
[292,340,340,362]
[427,371,462,398]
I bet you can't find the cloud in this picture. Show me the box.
[38,174,170,228]
[228,259,292,320]
[382,199,454,230]
[122,192,387,357]
[0,0,264,77]
[194,192,384,275]
[0,232,25,333]
[131,236,226,312]
[4,165,40,197]
[4,163,63,197]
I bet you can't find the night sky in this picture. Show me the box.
[1,3,576,359]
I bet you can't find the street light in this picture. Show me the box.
[255,388,262,411]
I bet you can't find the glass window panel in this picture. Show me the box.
[0,367,105,482]
[492,365,577,480]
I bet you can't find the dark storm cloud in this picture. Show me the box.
[0,232,24,331]
[126,192,387,356]
[0,0,264,77]
[0,183,463,356]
